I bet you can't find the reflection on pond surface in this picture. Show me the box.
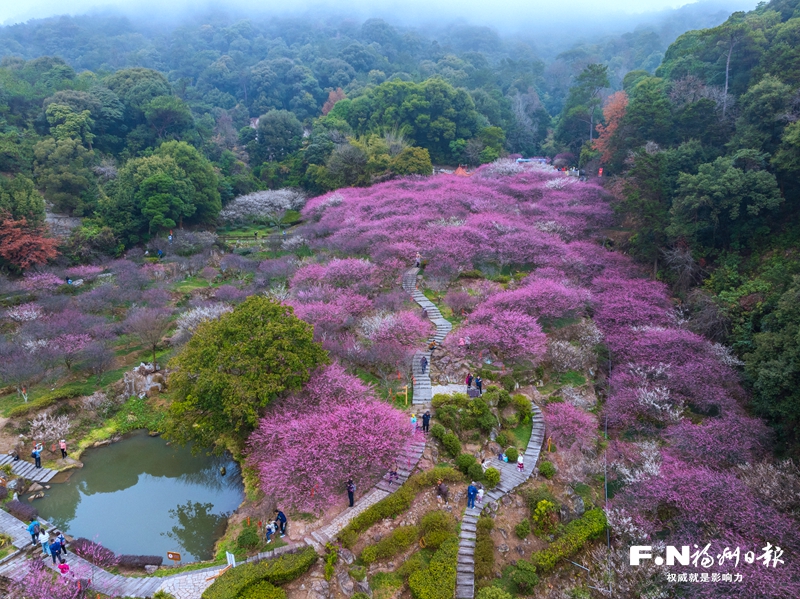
[28,430,243,562]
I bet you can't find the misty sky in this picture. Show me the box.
[0,0,759,30]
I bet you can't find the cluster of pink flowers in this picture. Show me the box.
[293,170,799,593]
[247,363,410,512]
[20,272,63,291]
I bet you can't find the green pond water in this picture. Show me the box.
[27,430,244,562]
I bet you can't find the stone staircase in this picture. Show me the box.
[455,402,546,599]
[0,454,58,484]
[402,268,453,404]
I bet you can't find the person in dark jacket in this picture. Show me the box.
[420,355,428,374]
[475,377,483,395]
[421,411,431,433]
[49,537,63,565]
[274,509,287,537]
[346,479,356,507]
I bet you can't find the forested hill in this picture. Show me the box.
[596,0,800,455]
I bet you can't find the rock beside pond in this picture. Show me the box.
[92,439,111,448]
[144,565,159,574]
[28,483,43,492]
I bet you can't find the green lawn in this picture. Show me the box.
[511,418,533,449]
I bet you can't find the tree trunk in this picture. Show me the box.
[723,39,734,118]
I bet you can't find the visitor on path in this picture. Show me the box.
[420,355,428,374]
[467,482,478,509]
[422,411,431,433]
[410,413,417,434]
[388,463,399,484]
[265,521,276,544]
[422,308,428,319]
[59,439,67,459]
[517,455,524,472]
[254,231,258,240]
[347,478,356,507]
[49,537,63,565]
[476,485,485,504]
[38,529,49,556]
[480,458,488,472]
[274,509,287,537]
[415,252,421,267]
[458,337,465,348]
[56,530,67,554]
[57,562,70,575]
[26,519,40,546]
[436,479,449,504]
[32,444,42,469]
[428,341,437,354]
[466,372,473,388]
[475,377,483,395]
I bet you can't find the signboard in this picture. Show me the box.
[226,551,237,568]
[167,551,181,564]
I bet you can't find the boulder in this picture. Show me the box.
[308,579,331,599]
[337,569,354,596]
[339,548,355,565]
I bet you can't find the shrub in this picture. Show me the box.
[495,431,510,448]
[512,395,532,423]
[153,592,176,599]
[501,414,519,429]
[408,537,458,599]
[420,510,457,550]
[432,393,468,409]
[524,485,558,513]
[6,500,37,521]
[476,587,513,599]
[441,432,461,458]
[499,374,516,392]
[118,555,164,568]
[514,519,531,539]
[351,594,371,599]
[474,517,494,585]
[338,467,464,548]
[430,423,446,441]
[505,447,519,463]
[397,552,427,579]
[468,462,485,482]
[202,547,318,599]
[538,461,556,479]
[531,500,558,536]
[0,487,8,501]
[511,560,539,593]
[456,453,477,474]
[237,524,261,550]
[484,467,500,488]
[528,509,607,575]
[239,581,286,599]
[360,525,419,564]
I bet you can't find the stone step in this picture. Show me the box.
[460,531,476,540]
[459,539,476,548]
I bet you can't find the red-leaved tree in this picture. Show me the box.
[247,363,409,512]
[322,88,346,116]
[594,91,628,164]
[0,212,60,271]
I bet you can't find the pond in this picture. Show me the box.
[27,430,244,563]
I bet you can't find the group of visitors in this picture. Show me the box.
[466,482,485,509]
[410,411,431,435]
[26,519,69,571]
[265,509,288,543]
[465,373,482,394]
[29,440,68,468]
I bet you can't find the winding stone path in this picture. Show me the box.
[402,267,453,404]
[455,402,545,599]
[0,454,58,484]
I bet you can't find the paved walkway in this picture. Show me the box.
[455,402,545,599]
[0,454,58,484]
[402,267,453,404]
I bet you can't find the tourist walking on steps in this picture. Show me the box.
[415,252,421,267]
[420,355,428,374]
[38,528,49,556]
[475,377,483,395]
[59,439,67,459]
[477,485,485,504]
[410,413,417,434]
[466,372,473,389]
[467,482,478,509]
[347,478,356,507]
[274,509,287,537]
[32,443,42,469]
[49,537,63,565]
[56,530,67,554]
[26,519,40,546]
[422,411,431,433]
[517,455,524,472]
[388,463,399,484]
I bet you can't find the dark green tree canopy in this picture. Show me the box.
[167,296,329,450]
